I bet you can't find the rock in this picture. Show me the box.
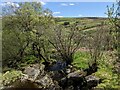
[20,74,29,82]
[68,65,73,68]
[22,64,61,89]
[35,74,54,88]
[23,64,45,81]
[2,63,100,90]
[59,70,87,90]
[24,67,40,81]
[85,75,100,89]
[64,85,74,90]
[59,77,68,89]
[67,70,84,78]
[49,71,66,81]
[65,69,71,74]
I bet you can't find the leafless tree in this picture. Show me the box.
[85,22,109,64]
[48,24,84,65]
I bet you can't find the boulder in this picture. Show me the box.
[67,70,86,78]
[23,64,45,81]
[22,64,61,89]
[59,70,87,90]
[85,75,100,89]
[35,74,54,88]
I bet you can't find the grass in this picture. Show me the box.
[55,17,107,37]
[73,51,90,69]
[73,50,120,89]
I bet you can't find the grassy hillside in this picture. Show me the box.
[55,17,107,31]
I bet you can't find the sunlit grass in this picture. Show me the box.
[73,51,90,69]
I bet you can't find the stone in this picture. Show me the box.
[85,75,100,89]
[67,70,82,78]
[35,74,53,87]
[65,69,71,74]
[24,67,40,81]
[59,70,87,90]
[20,74,29,82]
[23,64,45,81]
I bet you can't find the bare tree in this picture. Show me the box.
[85,22,109,64]
[48,24,84,65]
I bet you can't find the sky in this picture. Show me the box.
[43,2,115,17]
[0,1,117,17]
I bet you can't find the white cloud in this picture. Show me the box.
[54,16,63,17]
[53,12,61,15]
[69,3,75,6]
[78,14,82,17]
[61,3,68,6]
[61,3,76,6]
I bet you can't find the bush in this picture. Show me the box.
[63,21,70,26]
[94,60,120,89]
[2,70,23,86]
[21,55,39,65]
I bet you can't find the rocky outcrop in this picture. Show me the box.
[2,63,101,90]
[2,64,61,90]
[59,70,87,90]
[85,75,101,89]
[21,64,61,89]
[22,64,45,81]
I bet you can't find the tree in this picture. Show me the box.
[85,22,110,64]
[107,0,120,68]
[48,24,84,65]
[106,0,120,87]
[2,2,54,67]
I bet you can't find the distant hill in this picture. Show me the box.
[54,17,108,32]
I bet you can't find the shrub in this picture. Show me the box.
[2,70,23,86]
[63,21,70,26]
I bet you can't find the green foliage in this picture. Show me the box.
[73,51,90,69]
[95,67,120,89]
[22,55,38,64]
[2,2,119,89]
[2,70,23,86]
[94,52,120,89]
[2,2,54,68]
[96,2,120,89]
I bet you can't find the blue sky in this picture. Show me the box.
[0,1,117,17]
[43,2,115,17]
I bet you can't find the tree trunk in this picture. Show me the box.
[62,54,73,66]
